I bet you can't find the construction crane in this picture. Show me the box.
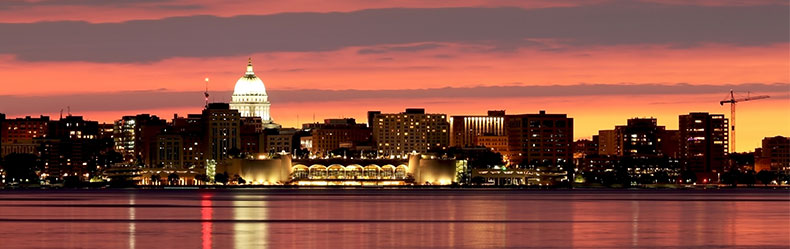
[720,90,769,152]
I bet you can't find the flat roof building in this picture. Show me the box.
[372,109,449,156]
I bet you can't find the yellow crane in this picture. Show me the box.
[719,90,769,152]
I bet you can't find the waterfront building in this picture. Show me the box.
[595,118,678,157]
[1,115,49,156]
[367,111,381,128]
[263,128,298,155]
[450,110,506,148]
[113,114,167,165]
[372,108,450,156]
[215,153,461,186]
[40,116,102,177]
[309,118,372,156]
[505,111,573,170]
[618,118,664,156]
[171,114,206,168]
[573,138,598,159]
[597,129,618,156]
[660,130,681,158]
[475,135,509,156]
[152,134,183,169]
[755,136,790,172]
[679,112,729,181]
[203,103,241,161]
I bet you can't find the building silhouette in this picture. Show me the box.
[308,118,372,156]
[679,112,729,181]
[1,115,49,157]
[505,111,573,170]
[755,136,790,172]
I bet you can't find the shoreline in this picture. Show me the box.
[1,185,789,193]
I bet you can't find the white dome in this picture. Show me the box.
[232,60,267,96]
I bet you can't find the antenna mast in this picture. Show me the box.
[204,77,210,108]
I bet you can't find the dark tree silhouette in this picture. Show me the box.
[654,171,670,184]
[739,170,756,187]
[194,174,209,184]
[63,175,82,188]
[680,170,697,184]
[167,173,180,185]
[227,147,242,159]
[755,171,776,186]
[214,172,229,185]
[470,176,487,186]
[150,174,161,184]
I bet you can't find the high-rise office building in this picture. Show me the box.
[679,112,729,179]
[113,114,167,165]
[171,114,206,168]
[1,115,49,156]
[450,110,506,148]
[505,111,573,169]
[618,118,663,156]
[203,103,241,161]
[597,129,618,156]
[40,116,102,176]
[152,134,183,169]
[596,118,680,158]
[263,128,298,154]
[372,108,449,156]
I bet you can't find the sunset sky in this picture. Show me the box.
[0,0,788,152]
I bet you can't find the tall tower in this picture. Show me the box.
[229,58,279,128]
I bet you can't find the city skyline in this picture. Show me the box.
[1,0,788,153]
[1,2,788,249]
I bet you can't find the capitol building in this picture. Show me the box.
[229,58,280,129]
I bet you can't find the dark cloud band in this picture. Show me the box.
[1,83,787,116]
[0,3,787,62]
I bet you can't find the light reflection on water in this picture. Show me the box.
[0,189,788,249]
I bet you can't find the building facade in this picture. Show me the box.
[755,136,790,172]
[113,114,167,165]
[505,111,573,169]
[203,103,241,161]
[309,119,372,156]
[679,112,729,179]
[40,116,103,177]
[153,134,183,169]
[450,110,506,148]
[1,115,49,156]
[372,109,449,156]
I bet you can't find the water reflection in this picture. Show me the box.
[233,195,268,249]
[128,193,135,249]
[201,193,213,249]
[0,190,787,249]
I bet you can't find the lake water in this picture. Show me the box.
[0,189,788,249]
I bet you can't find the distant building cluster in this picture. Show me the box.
[1,60,788,187]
